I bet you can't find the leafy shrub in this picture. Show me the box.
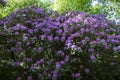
[0,5,120,80]
[0,0,6,6]
[0,0,51,19]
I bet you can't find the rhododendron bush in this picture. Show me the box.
[0,5,120,80]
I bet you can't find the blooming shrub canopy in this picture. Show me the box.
[0,5,120,80]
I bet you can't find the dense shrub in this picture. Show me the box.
[0,0,6,6]
[0,5,120,80]
[0,0,51,19]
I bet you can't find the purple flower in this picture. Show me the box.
[17,42,22,46]
[118,46,120,49]
[21,25,27,31]
[66,42,72,48]
[96,53,99,57]
[34,29,38,33]
[57,50,64,56]
[111,39,119,43]
[40,35,46,40]
[36,60,41,65]
[23,35,28,41]
[30,66,37,70]
[48,74,51,77]
[65,40,71,44]
[47,59,53,65]
[17,47,23,52]
[15,32,19,35]
[55,62,60,69]
[107,35,113,39]
[76,24,81,27]
[99,32,105,35]
[16,77,22,80]
[80,28,85,33]
[101,39,105,43]
[85,37,89,40]
[27,76,32,80]
[13,61,21,67]
[103,23,107,27]
[24,58,32,62]
[90,41,97,45]
[113,47,118,52]
[61,36,66,42]
[26,42,30,46]
[52,70,57,79]
[85,28,90,32]
[47,36,53,42]
[38,47,42,52]
[28,29,33,34]
[12,26,19,31]
[75,73,80,78]
[40,58,44,63]
[88,48,94,52]
[104,44,108,50]
[54,36,59,41]
[68,36,73,40]
[56,29,63,35]
[36,58,44,65]
[81,39,86,44]
[72,32,79,37]
[71,72,81,78]
[111,62,116,65]
[10,47,16,52]
[0,0,6,6]
[60,61,65,65]
[71,45,76,50]
[33,47,37,52]
[77,47,82,51]
[85,68,90,73]
[96,37,100,41]
[89,55,95,60]
[64,55,70,62]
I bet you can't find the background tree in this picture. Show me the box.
[51,0,92,13]
[51,0,120,23]
[91,0,120,23]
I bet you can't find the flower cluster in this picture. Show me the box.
[0,0,6,6]
[0,5,120,80]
